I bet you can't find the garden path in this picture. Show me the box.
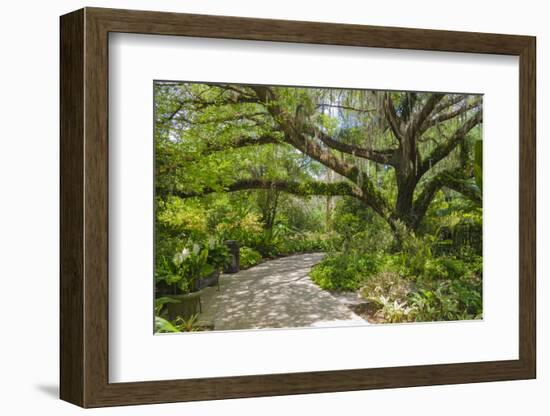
[198,252,368,330]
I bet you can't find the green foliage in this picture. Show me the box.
[275,233,329,256]
[474,139,483,191]
[173,244,211,286]
[360,271,413,304]
[360,264,481,323]
[174,314,202,332]
[154,296,181,315]
[311,230,483,323]
[425,198,483,257]
[331,197,394,253]
[333,213,363,248]
[277,195,325,233]
[154,316,180,333]
[157,197,208,240]
[154,314,202,333]
[408,273,482,321]
[154,82,483,325]
[215,212,264,246]
[239,247,263,268]
[377,297,413,323]
[310,251,382,291]
[397,230,436,278]
[207,241,231,270]
[156,240,229,295]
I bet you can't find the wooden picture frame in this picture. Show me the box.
[60,7,536,408]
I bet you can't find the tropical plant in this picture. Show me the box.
[154,314,202,333]
[239,247,263,268]
[206,240,231,270]
[154,316,180,333]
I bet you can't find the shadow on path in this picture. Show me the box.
[199,253,367,330]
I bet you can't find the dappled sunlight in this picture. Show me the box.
[198,253,369,331]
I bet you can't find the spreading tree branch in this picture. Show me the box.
[417,110,482,179]
[382,93,403,141]
[168,111,269,127]
[155,135,284,176]
[408,93,445,137]
[316,103,375,113]
[412,169,481,227]
[201,134,282,155]
[250,86,359,181]
[419,98,482,135]
[431,95,467,116]
[171,178,364,200]
[157,95,262,125]
[250,86,394,218]
[315,131,396,165]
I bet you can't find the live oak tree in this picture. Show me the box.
[155,82,482,236]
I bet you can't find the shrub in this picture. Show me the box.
[240,247,263,268]
[252,232,281,258]
[156,241,227,295]
[422,256,469,281]
[156,197,208,240]
[358,253,482,323]
[310,251,382,291]
[275,233,328,256]
[333,213,363,248]
[360,271,414,304]
[215,212,264,247]
[207,242,231,270]
[377,297,414,323]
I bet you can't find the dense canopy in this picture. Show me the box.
[154,82,483,330]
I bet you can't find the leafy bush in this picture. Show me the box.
[352,241,483,323]
[215,212,264,247]
[408,274,482,321]
[251,231,281,258]
[424,198,483,257]
[377,297,413,323]
[310,251,382,291]
[274,233,328,256]
[359,264,482,323]
[248,228,329,258]
[155,241,223,295]
[333,213,363,248]
[331,197,394,253]
[360,271,414,304]
[395,228,436,278]
[240,247,263,268]
[418,256,469,281]
[156,197,208,241]
[207,242,231,270]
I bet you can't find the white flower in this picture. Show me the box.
[174,247,190,265]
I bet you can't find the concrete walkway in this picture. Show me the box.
[198,252,367,330]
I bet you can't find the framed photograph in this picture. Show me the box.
[60,7,536,408]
